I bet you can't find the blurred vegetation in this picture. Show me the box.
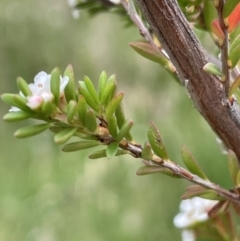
[0,0,233,240]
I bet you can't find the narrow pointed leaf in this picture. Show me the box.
[50,67,61,106]
[14,123,50,138]
[203,62,224,77]
[147,121,168,160]
[54,127,78,144]
[98,71,107,99]
[223,0,239,18]
[136,166,181,178]
[89,149,128,159]
[229,45,240,68]
[181,145,208,180]
[105,91,124,122]
[108,115,118,139]
[116,119,133,141]
[182,185,222,200]
[227,150,239,185]
[17,77,31,96]
[229,74,240,96]
[129,42,169,65]
[237,170,240,186]
[229,36,240,68]
[77,96,87,125]
[79,81,100,111]
[115,103,125,129]
[106,142,119,158]
[85,110,98,132]
[62,140,101,152]
[64,64,76,102]
[141,142,153,160]
[84,75,99,104]
[2,94,29,111]
[67,100,78,123]
[99,75,116,106]
[226,2,240,32]
[3,111,33,122]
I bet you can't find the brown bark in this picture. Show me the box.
[135,0,240,163]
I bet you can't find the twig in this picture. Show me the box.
[117,137,240,204]
[216,0,230,95]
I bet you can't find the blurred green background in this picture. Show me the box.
[0,0,233,240]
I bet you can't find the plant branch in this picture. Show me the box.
[133,0,240,164]
[116,136,240,204]
[216,0,230,94]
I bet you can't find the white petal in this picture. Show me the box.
[9,106,21,112]
[181,230,195,241]
[60,76,69,92]
[41,92,54,102]
[27,96,43,109]
[173,213,192,228]
[34,71,48,84]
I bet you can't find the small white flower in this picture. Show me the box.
[9,71,69,112]
[173,197,218,229]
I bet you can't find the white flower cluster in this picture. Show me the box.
[173,197,218,241]
[10,71,69,112]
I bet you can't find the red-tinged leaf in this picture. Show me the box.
[223,0,239,18]
[211,19,225,39]
[228,3,240,32]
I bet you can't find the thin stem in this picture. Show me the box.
[216,0,230,95]
[118,137,240,204]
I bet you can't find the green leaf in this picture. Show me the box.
[41,101,56,115]
[89,149,128,159]
[129,42,169,66]
[85,110,98,132]
[1,93,29,111]
[230,45,240,68]
[116,119,133,141]
[50,67,61,106]
[78,81,100,111]
[136,166,181,178]
[98,71,107,100]
[237,170,240,186]
[105,91,124,122]
[229,34,240,68]
[227,150,239,185]
[77,96,87,125]
[181,145,208,180]
[115,103,125,129]
[141,142,153,160]
[54,127,78,144]
[147,121,168,160]
[203,62,224,78]
[182,185,223,200]
[17,77,31,96]
[108,115,118,139]
[99,75,116,106]
[62,140,101,152]
[67,100,78,123]
[106,142,119,158]
[64,64,76,102]
[3,111,33,122]
[229,74,240,96]
[84,75,99,104]
[223,0,239,18]
[14,123,50,138]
